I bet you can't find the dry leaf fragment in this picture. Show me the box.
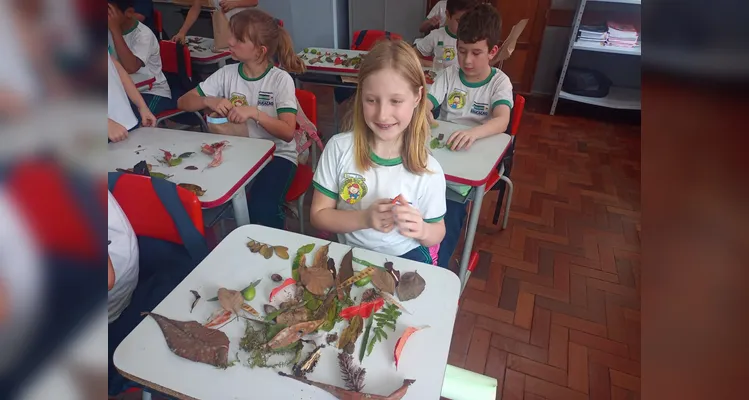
[190,290,201,313]
[259,244,273,259]
[396,271,426,301]
[313,243,330,269]
[264,304,278,315]
[299,264,335,296]
[217,288,244,314]
[178,183,206,196]
[184,166,199,170]
[378,291,412,315]
[144,312,229,367]
[273,246,290,259]
[278,372,415,400]
[371,267,396,294]
[338,315,363,350]
[338,352,366,392]
[266,320,324,349]
[277,306,310,326]
[205,309,233,328]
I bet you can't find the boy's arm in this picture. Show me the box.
[414,32,436,65]
[178,88,211,111]
[112,56,148,111]
[419,15,440,33]
[109,31,144,74]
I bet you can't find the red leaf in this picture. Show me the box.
[160,149,173,162]
[339,298,385,320]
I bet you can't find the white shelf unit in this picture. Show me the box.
[550,0,641,114]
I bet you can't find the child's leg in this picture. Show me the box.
[437,199,468,268]
[246,157,297,229]
[140,94,178,116]
[399,245,434,265]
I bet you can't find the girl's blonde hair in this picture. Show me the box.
[348,39,431,174]
[229,9,306,74]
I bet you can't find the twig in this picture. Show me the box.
[278,372,415,400]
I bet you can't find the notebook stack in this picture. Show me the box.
[606,22,639,48]
[577,24,607,44]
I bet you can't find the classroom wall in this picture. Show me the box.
[531,0,641,95]
[154,0,348,53]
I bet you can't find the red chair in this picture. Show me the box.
[110,174,205,244]
[154,9,164,40]
[285,89,320,234]
[351,30,404,51]
[155,40,208,131]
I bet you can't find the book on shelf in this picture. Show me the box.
[607,21,639,40]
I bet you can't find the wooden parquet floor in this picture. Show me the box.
[305,85,642,399]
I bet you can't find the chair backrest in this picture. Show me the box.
[160,40,196,98]
[109,174,205,245]
[508,93,525,136]
[295,89,317,126]
[351,30,404,51]
[154,9,164,40]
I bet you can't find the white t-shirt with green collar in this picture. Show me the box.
[313,132,447,257]
[111,21,172,99]
[415,26,459,69]
[426,0,447,27]
[427,64,513,127]
[197,63,299,164]
[428,65,513,196]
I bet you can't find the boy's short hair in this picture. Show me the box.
[446,0,481,16]
[108,0,135,12]
[457,4,502,48]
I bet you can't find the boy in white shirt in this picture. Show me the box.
[420,0,446,33]
[426,4,513,268]
[108,0,173,115]
[107,191,139,324]
[107,52,156,142]
[414,0,479,68]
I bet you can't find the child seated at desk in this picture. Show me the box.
[177,9,305,230]
[426,4,513,268]
[108,0,173,115]
[310,40,446,265]
[420,0,446,34]
[414,0,479,68]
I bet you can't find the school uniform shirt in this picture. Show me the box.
[426,0,447,27]
[427,64,513,127]
[115,21,171,99]
[428,65,513,196]
[197,63,299,164]
[313,132,447,256]
[414,26,459,69]
[107,53,138,131]
[108,191,139,324]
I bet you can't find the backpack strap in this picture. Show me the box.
[175,42,195,92]
[354,30,368,49]
[149,177,209,263]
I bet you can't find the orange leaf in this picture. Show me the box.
[394,326,429,369]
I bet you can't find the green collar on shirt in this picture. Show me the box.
[122,20,139,35]
[239,63,273,81]
[445,25,457,39]
[370,151,402,166]
[459,67,496,88]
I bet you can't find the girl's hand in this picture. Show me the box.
[205,97,233,116]
[365,199,395,233]
[393,194,426,240]
[139,106,157,127]
[227,105,258,124]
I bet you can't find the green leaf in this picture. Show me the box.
[375,327,388,340]
[265,323,287,341]
[303,290,323,312]
[168,157,183,167]
[359,315,374,362]
[382,320,396,331]
[366,333,377,356]
[352,256,384,269]
[299,243,315,254]
[430,137,440,149]
[179,152,195,158]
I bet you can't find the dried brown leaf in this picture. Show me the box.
[143,312,229,367]
[396,271,426,301]
[313,243,330,269]
[338,249,354,297]
[178,183,206,196]
[299,264,335,296]
[217,288,244,314]
[371,267,396,294]
[259,244,273,259]
[273,246,290,259]
[267,320,324,349]
[277,306,310,326]
[338,315,363,350]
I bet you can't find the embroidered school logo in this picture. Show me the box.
[229,92,249,107]
[442,47,456,62]
[340,173,368,205]
[257,91,275,107]
[447,89,467,110]
[470,101,489,116]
